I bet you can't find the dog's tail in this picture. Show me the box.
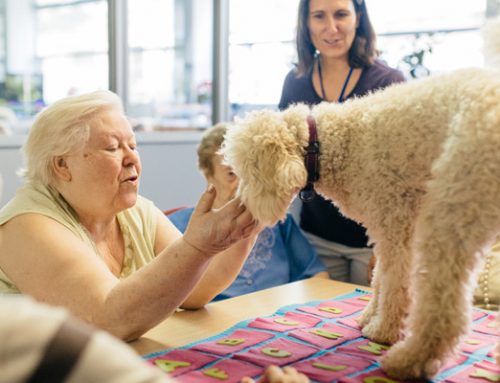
[483,16,500,69]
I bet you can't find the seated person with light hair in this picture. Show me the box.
[169,123,329,301]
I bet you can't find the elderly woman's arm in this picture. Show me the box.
[177,230,260,309]
[153,198,261,309]
[0,187,256,341]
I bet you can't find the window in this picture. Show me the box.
[227,0,489,121]
[36,0,109,103]
[0,0,492,133]
[228,0,299,120]
[371,0,486,77]
[126,0,213,131]
[0,0,108,128]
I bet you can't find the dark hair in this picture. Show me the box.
[295,0,377,76]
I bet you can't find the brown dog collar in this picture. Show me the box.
[299,115,320,202]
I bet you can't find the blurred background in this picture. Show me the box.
[0,0,494,133]
[0,0,496,208]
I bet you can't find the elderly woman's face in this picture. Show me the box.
[64,109,141,214]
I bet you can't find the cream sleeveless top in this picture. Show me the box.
[0,183,157,293]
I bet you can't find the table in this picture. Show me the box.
[130,278,368,356]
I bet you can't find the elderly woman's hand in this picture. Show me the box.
[183,185,257,256]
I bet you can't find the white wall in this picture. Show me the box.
[0,136,25,206]
[0,132,206,210]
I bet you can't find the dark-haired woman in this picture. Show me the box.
[279,0,406,285]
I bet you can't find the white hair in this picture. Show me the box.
[20,90,124,186]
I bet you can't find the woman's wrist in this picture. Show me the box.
[181,235,215,259]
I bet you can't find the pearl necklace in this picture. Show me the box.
[478,253,493,310]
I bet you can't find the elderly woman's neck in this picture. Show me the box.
[78,213,120,240]
[55,186,119,238]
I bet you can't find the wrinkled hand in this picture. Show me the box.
[240,366,309,383]
[183,185,258,256]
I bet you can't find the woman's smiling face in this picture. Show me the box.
[308,0,359,60]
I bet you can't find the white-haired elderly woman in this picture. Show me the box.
[0,171,309,383]
[0,90,261,341]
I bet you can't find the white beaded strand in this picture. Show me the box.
[479,253,493,310]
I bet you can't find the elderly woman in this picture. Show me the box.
[0,170,309,383]
[0,90,260,341]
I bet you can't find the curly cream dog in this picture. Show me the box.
[222,20,500,380]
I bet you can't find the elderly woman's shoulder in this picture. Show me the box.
[0,183,60,225]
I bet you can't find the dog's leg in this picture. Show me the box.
[382,191,497,379]
[497,313,500,364]
[358,260,379,327]
[361,237,412,345]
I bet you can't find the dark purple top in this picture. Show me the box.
[279,60,406,247]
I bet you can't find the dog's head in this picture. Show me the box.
[221,104,310,226]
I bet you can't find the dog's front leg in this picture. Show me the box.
[361,239,411,345]
[358,256,380,327]
[381,213,480,379]
[381,265,473,380]
[497,313,500,365]
[358,253,380,327]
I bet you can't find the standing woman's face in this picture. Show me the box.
[308,0,359,60]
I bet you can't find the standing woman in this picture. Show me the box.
[279,0,406,285]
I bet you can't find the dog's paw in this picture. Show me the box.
[361,318,401,345]
[381,342,442,380]
[358,303,376,328]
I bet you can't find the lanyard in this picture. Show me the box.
[318,58,354,102]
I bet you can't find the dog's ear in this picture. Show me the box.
[222,107,309,226]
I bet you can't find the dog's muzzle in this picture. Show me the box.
[299,115,320,202]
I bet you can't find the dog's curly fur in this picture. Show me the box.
[221,18,500,380]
